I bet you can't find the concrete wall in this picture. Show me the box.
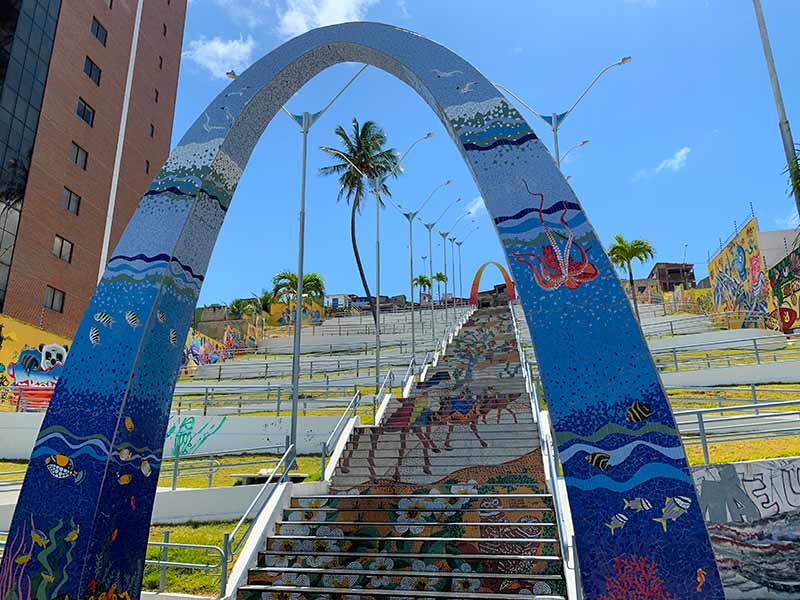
[692,457,800,598]
[0,413,341,459]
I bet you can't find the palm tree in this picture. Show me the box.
[413,274,432,323]
[258,289,277,314]
[433,272,447,307]
[607,235,655,322]
[228,298,255,319]
[320,118,400,325]
[272,271,326,323]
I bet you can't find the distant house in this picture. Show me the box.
[325,294,352,310]
[648,262,695,292]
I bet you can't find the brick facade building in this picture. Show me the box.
[0,0,186,337]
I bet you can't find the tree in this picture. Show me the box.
[258,289,277,314]
[228,298,255,319]
[272,270,325,308]
[320,118,399,326]
[413,274,432,323]
[433,272,447,307]
[784,145,800,248]
[607,234,655,323]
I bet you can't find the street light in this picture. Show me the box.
[322,132,432,395]
[439,207,473,321]
[494,57,630,168]
[421,197,461,341]
[397,179,452,360]
[458,225,479,303]
[559,139,590,164]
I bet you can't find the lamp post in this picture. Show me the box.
[559,139,590,164]
[399,180,452,360]
[422,197,461,340]
[494,57,630,168]
[322,133,432,394]
[752,0,800,218]
[449,236,457,308]
[459,225,479,303]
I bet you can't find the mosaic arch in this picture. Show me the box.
[469,260,516,304]
[0,22,723,600]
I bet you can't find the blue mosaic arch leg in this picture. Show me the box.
[0,22,722,600]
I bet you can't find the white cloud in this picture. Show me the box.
[183,35,257,79]
[466,196,486,217]
[276,0,378,37]
[776,208,800,228]
[634,146,691,180]
[397,0,410,18]
[209,0,274,27]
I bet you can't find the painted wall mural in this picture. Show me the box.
[468,261,515,305]
[0,22,722,600]
[708,217,776,328]
[692,458,800,598]
[767,245,800,332]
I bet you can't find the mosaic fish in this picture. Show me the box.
[141,459,152,477]
[131,495,136,511]
[623,497,653,512]
[169,329,178,347]
[94,311,114,328]
[89,326,101,346]
[124,417,134,432]
[585,452,610,470]
[14,552,32,565]
[41,573,55,583]
[605,512,628,536]
[117,473,132,485]
[627,401,654,423]
[697,567,706,592]
[125,310,140,328]
[109,529,118,544]
[157,310,167,324]
[64,524,79,542]
[653,496,692,532]
[31,527,49,547]
[118,447,132,461]
[45,454,84,483]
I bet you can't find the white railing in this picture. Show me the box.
[321,389,362,475]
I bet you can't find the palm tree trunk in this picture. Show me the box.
[350,201,377,326]
[628,263,641,322]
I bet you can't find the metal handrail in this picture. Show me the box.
[145,539,228,597]
[225,442,295,558]
[321,389,362,475]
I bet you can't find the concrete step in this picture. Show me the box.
[290,493,555,512]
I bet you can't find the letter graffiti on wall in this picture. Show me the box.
[768,245,800,332]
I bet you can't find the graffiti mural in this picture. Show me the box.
[708,217,776,327]
[692,458,800,598]
[468,261,515,305]
[181,329,224,369]
[768,245,800,332]
[1,22,721,599]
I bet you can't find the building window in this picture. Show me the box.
[91,17,108,46]
[44,286,65,313]
[154,88,159,103]
[69,142,88,170]
[76,98,95,126]
[158,55,163,70]
[61,187,81,215]
[84,56,102,85]
[162,23,167,36]
[53,235,74,263]
[105,0,113,7]
[149,123,155,138]
[145,160,150,174]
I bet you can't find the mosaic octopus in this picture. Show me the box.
[512,181,598,290]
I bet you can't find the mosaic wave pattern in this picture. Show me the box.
[0,22,721,599]
[238,306,566,598]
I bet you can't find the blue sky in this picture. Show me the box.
[174,0,800,306]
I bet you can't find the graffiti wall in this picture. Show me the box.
[0,315,72,410]
[768,245,800,332]
[268,299,323,326]
[181,329,224,370]
[708,218,776,328]
[662,284,714,315]
[692,457,800,598]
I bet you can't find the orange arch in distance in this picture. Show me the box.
[469,261,516,305]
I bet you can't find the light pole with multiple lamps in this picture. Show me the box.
[422,197,461,341]
[494,57,630,168]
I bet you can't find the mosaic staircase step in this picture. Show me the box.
[282,506,555,522]
[238,585,566,599]
[290,493,555,511]
[259,550,564,575]
[338,456,547,470]
[273,521,558,540]
[338,446,535,459]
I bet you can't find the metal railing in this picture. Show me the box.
[321,389,362,476]
[161,444,285,490]
[146,535,228,597]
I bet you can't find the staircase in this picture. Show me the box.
[238,306,567,599]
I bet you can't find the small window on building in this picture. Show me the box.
[154,88,159,103]
[53,235,74,263]
[162,23,167,36]
[61,187,81,215]
[149,123,155,138]
[91,17,108,46]
[145,160,150,174]
[44,286,65,313]
[69,142,88,170]
[84,56,102,85]
[76,98,95,126]
[158,55,163,70]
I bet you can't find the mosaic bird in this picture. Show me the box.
[627,401,654,422]
[94,311,114,328]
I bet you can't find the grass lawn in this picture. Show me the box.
[685,435,800,465]
[145,519,243,596]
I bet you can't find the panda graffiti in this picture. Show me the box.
[40,343,69,371]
